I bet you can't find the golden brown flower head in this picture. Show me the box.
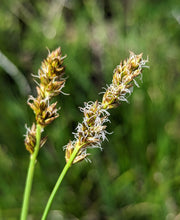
[25,47,66,153]
[65,141,90,164]
[38,47,66,99]
[64,51,148,164]
[28,94,59,127]
[27,47,66,127]
[102,52,148,109]
[64,101,110,164]
[24,123,47,154]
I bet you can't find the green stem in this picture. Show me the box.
[41,144,81,220]
[20,124,42,220]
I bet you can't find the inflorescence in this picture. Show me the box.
[24,49,148,161]
[25,48,66,153]
[65,52,148,163]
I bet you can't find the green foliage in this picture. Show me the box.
[0,0,180,219]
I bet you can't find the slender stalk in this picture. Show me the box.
[41,144,81,220]
[21,124,42,220]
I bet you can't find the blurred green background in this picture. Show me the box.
[0,0,180,219]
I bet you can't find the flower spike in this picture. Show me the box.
[25,47,66,153]
[65,52,148,163]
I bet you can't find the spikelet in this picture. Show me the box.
[102,52,148,109]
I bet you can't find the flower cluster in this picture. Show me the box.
[102,52,148,109]
[25,47,66,153]
[24,123,47,154]
[65,52,148,163]
[65,101,109,163]
[28,48,66,126]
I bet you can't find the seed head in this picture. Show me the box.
[64,101,110,163]
[64,51,148,163]
[25,47,66,153]
[27,47,66,127]
[38,47,66,99]
[102,52,148,109]
[24,123,47,154]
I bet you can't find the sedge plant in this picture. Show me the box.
[21,47,148,220]
[21,47,67,220]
